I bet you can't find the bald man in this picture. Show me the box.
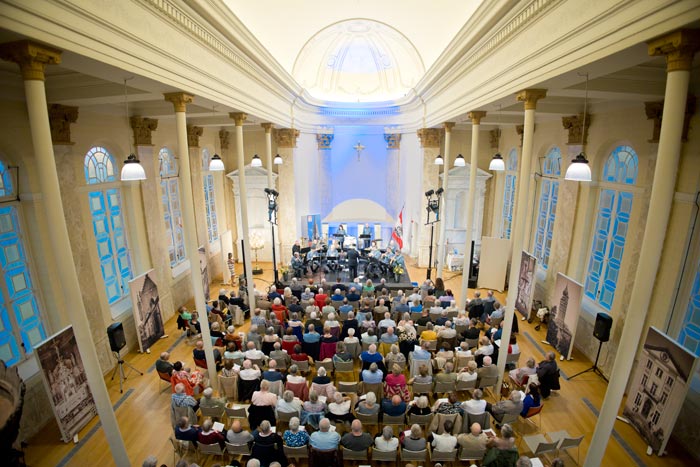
[457,422,488,453]
[340,419,374,451]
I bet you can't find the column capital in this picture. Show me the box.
[0,40,61,81]
[648,29,700,72]
[186,125,203,148]
[384,133,401,149]
[219,129,231,150]
[561,114,590,145]
[260,122,273,133]
[316,133,334,150]
[48,104,78,145]
[163,92,194,112]
[275,128,300,148]
[467,111,486,124]
[516,89,547,110]
[515,124,525,147]
[443,122,456,132]
[645,97,696,142]
[230,112,247,126]
[417,128,442,148]
[130,116,158,146]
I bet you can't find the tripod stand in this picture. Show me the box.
[569,339,608,382]
[110,349,143,393]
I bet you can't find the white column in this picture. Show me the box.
[231,113,257,310]
[436,122,455,279]
[496,90,547,390]
[458,112,485,308]
[164,93,218,387]
[275,129,300,260]
[0,41,130,466]
[585,30,699,467]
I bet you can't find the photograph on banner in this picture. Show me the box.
[545,273,583,359]
[199,245,210,301]
[220,230,234,285]
[35,326,97,442]
[515,251,537,318]
[128,269,164,353]
[304,214,321,241]
[622,327,699,455]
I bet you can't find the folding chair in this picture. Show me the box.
[371,448,398,464]
[157,370,172,393]
[412,381,433,396]
[455,378,477,392]
[505,352,520,368]
[400,447,428,462]
[314,359,334,375]
[458,445,486,464]
[430,448,458,463]
[383,412,406,427]
[465,411,491,432]
[198,443,225,465]
[548,430,584,465]
[521,404,544,431]
[295,359,310,374]
[500,411,519,426]
[218,375,238,400]
[355,411,379,432]
[408,412,432,428]
[362,381,383,399]
[276,409,300,424]
[341,446,369,462]
[169,437,192,466]
[283,445,309,463]
[225,442,252,464]
[199,405,225,422]
[477,375,499,400]
[434,380,456,395]
[338,381,359,394]
[224,405,248,425]
[334,360,356,382]
[522,434,560,458]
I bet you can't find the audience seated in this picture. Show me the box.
[457,361,478,382]
[277,390,303,414]
[463,388,487,415]
[408,395,432,416]
[156,352,175,376]
[381,394,407,416]
[520,383,542,416]
[457,422,488,454]
[251,420,286,466]
[341,419,374,451]
[483,423,519,466]
[355,392,380,415]
[227,419,253,445]
[199,387,226,409]
[477,356,499,382]
[309,418,341,450]
[327,392,354,423]
[174,416,199,445]
[374,425,399,451]
[486,390,523,424]
[384,363,410,401]
[361,362,384,383]
[431,420,458,452]
[197,418,225,448]
[282,416,309,447]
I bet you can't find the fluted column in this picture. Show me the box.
[436,122,455,278]
[585,29,700,467]
[230,113,256,310]
[416,128,442,268]
[458,113,485,308]
[496,89,547,391]
[164,92,217,387]
[0,40,130,466]
[275,128,300,260]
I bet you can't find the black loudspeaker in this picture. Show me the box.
[107,322,126,352]
[593,312,613,342]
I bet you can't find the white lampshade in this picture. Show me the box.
[565,153,592,181]
[454,154,465,167]
[209,154,225,171]
[434,154,444,165]
[488,153,505,171]
[120,154,146,181]
[251,154,262,167]
[274,154,283,165]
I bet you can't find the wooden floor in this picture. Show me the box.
[22,261,695,467]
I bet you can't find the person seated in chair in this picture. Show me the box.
[341,419,374,451]
[381,394,407,417]
[197,418,225,448]
[374,425,399,451]
[156,351,175,376]
[483,424,519,466]
[433,392,463,415]
[431,419,458,452]
[509,356,537,386]
[486,390,523,425]
[193,340,222,368]
[361,362,384,383]
[401,423,427,451]
[227,419,254,445]
[309,417,340,450]
[282,416,309,448]
[355,391,380,415]
[175,416,200,445]
[263,359,285,383]
[457,422,488,454]
[199,387,226,409]
[172,382,199,413]
[520,383,542,417]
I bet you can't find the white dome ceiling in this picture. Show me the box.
[292,19,424,102]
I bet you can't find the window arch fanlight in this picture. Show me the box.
[501,148,518,239]
[0,159,13,197]
[584,145,639,311]
[532,147,561,268]
[84,146,132,307]
[84,146,116,184]
[159,147,178,178]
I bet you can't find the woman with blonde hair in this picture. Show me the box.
[384,363,410,401]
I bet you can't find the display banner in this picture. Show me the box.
[515,251,537,318]
[545,273,583,359]
[129,269,165,353]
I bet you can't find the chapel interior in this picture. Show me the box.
[0,0,700,466]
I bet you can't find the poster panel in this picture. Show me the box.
[303,214,321,241]
[623,327,699,455]
[199,246,210,301]
[220,230,234,285]
[477,237,510,292]
[128,269,165,353]
[545,273,583,359]
[515,251,537,318]
[35,326,97,442]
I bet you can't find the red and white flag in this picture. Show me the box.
[392,207,404,249]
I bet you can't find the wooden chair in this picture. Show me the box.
[431,447,458,463]
[272,357,288,372]
[408,412,432,428]
[371,447,397,464]
[465,338,479,349]
[548,430,585,465]
[355,411,379,431]
[314,359,334,375]
[341,446,369,462]
[458,445,486,464]
[361,341,372,352]
[478,375,499,399]
[400,447,428,462]
[454,355,475,370]
[464,411,491,432]
[295,359,310,374]
[361,381,383,399]
[434,380,456,395]
[309,446,340,467]
[345,342,360,358]
[157,370,172,393]
[382,412,406,426]
[276,409,300,424]
[225,442,252,464]
[198,442,225,465]
[224,405,248,425]
[169,436,192,466]
[218,375,238,400]
[334,360,355,382]
[500,411,519,427]
[523,434,560,458]
[338,381,359,394]
[455,378,477,392]
[199,405,225,422]
[284,444,309,463]
[412,381,433,396]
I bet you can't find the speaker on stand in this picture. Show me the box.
[107,322,142,393]
[569,312,611,382]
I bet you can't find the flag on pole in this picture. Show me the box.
[392,207,404,249]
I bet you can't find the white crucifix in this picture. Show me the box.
[353,141,365,162]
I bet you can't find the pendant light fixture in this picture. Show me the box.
[565,72,592,182]
[209,106,225,171]
[120,78,146,181]
[273,154,283,165]
[434,154,444,165]
[488,104,505,171]
[251,154,263,167]
[454,154,466,167]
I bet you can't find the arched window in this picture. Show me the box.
[201,149,219,244]
[84,147,132,306]
[678,261,700,355]
[533,147,561,268]
[159,148,186,267]
[0,202,46,367]
[584,145,638,310]
[501,148,518,239]
[0,160,13,197]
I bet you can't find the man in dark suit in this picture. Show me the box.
[346,245,360,280]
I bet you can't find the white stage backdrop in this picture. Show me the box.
[477,237,510,291]
[515,251,537,318]
[35,326,97,442]
[129,269,165,353]
[545,273,583,359]
[623,327,699,456]
[220,230,233,286]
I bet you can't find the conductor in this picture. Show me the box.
[346,245,360,280]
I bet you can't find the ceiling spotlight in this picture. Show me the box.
[209,153,224,171]
[454,154,465,167]
[251,154,262,167]
[273,154,283,165]
[565,153,592,181]
[489,153,505,171]
[121,154,146,181]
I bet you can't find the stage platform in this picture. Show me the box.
[282,264,415,291]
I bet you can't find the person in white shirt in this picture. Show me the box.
[474,336,494,357]
[245,341,267,362]
[462,388,487,414]
[327,392,354,422]
[456,361,478,382]
[455,341,473,357]
[431,420,458,452]
[437,321,457,339]
[407,288,422,303]
[374,426,399,451]
[276,390,303,413]
[344,327,360,345]
[237,359,261,381]
[286,365,306,384]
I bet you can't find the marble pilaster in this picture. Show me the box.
[275,128,299,260]
[416,128,442,267]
